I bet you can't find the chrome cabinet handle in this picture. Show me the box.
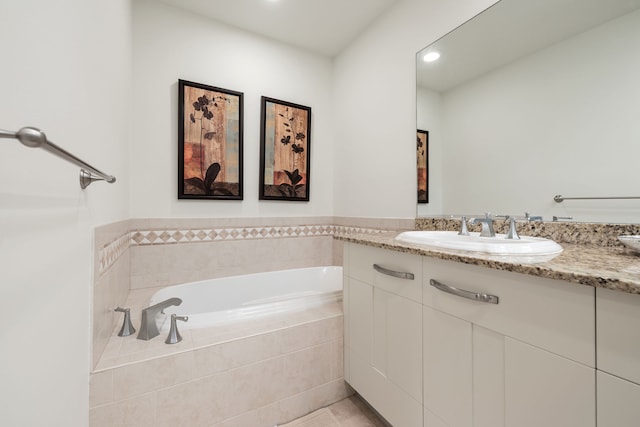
[373,264,415,280]
[430,279,499,304]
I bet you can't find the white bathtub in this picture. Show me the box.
[150,266,343,330]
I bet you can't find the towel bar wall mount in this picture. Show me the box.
[0,126,116,189]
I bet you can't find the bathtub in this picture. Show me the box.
[93,265,350,426]
[150,266,343,330]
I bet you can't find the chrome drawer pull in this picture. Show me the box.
[430,279,499,304]
[373,264,415,280]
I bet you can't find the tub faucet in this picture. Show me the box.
[469,213,496,237]
[137,297,182,341]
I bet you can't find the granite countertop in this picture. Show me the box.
[336,230,640,295]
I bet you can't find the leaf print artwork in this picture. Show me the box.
[178,80,244,200]
[259,97,311,201]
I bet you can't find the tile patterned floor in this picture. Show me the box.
[281,395,390,427]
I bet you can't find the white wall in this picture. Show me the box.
[332,0,498,218]
[0,0,131,425]
[131,0,334,218]
[440,9,640,223]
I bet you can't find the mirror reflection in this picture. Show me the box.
[416,0,640,223]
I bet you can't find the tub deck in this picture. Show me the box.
[95,284,343,371]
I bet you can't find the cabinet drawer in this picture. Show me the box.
[347,242,422,303]
[423,257,595,366]
[596,288,640,384]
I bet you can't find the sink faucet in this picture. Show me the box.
[469,213,496,237]
[137,297,182,340]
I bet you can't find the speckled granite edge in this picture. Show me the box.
[415,217,640,247]
[335,231,640,295]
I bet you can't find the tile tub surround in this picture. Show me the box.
[90,287,350,427]
[91,217,410,420]
[127,217,411,289]
[93,220,132,369]
[92,216,412,368]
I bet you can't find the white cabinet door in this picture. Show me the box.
[472,326,505,427]
[504,338,596,427]
[345,243,422,427]
[596,288,640,384]
[423,308,505,427]
[349,284,423,427]
[597,370,640,427]
[423,306,472,427]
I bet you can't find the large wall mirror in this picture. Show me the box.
[416,0,640,223]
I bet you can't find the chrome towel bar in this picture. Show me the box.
[0,126,116,189]
[554,195,640,203]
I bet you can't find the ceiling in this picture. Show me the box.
[152,0,400,56]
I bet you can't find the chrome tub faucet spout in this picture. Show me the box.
[137,297,182,341]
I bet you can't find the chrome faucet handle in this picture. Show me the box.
[449,215,470,236]
[165,314,189,344]
[458,216,469,236]
[505,216,521,240]
[114,307,136,337]
[525,212,543,222]
[553,216,573,222]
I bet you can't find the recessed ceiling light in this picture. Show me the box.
[423,52,441,63]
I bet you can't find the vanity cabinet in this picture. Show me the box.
[343,242,423,427]
[344,242,600,427]
[422,257,595,427]
[595,288,640,427]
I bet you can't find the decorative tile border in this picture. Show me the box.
[98,232,130,275]
[98,224,387,275]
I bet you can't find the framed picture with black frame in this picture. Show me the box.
[178,79,243,200]
[417,129,428,203]
[259,96,311,201]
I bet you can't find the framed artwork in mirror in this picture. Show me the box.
[178,79,243,200]
[417,129,428,203]
[259,96,311,201]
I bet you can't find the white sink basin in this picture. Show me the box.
[395,230,563,260]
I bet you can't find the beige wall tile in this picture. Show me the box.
[330,338,344,380]
[112,351,197,400]
[89,370,113,408]
[155,372,232,427]
[93,252,130,368]
[89,392,155,427]
[279,316,343,354]
[283,343,333,396]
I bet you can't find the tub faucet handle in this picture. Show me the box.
[114,307,136,337]
[165,314,188,344]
